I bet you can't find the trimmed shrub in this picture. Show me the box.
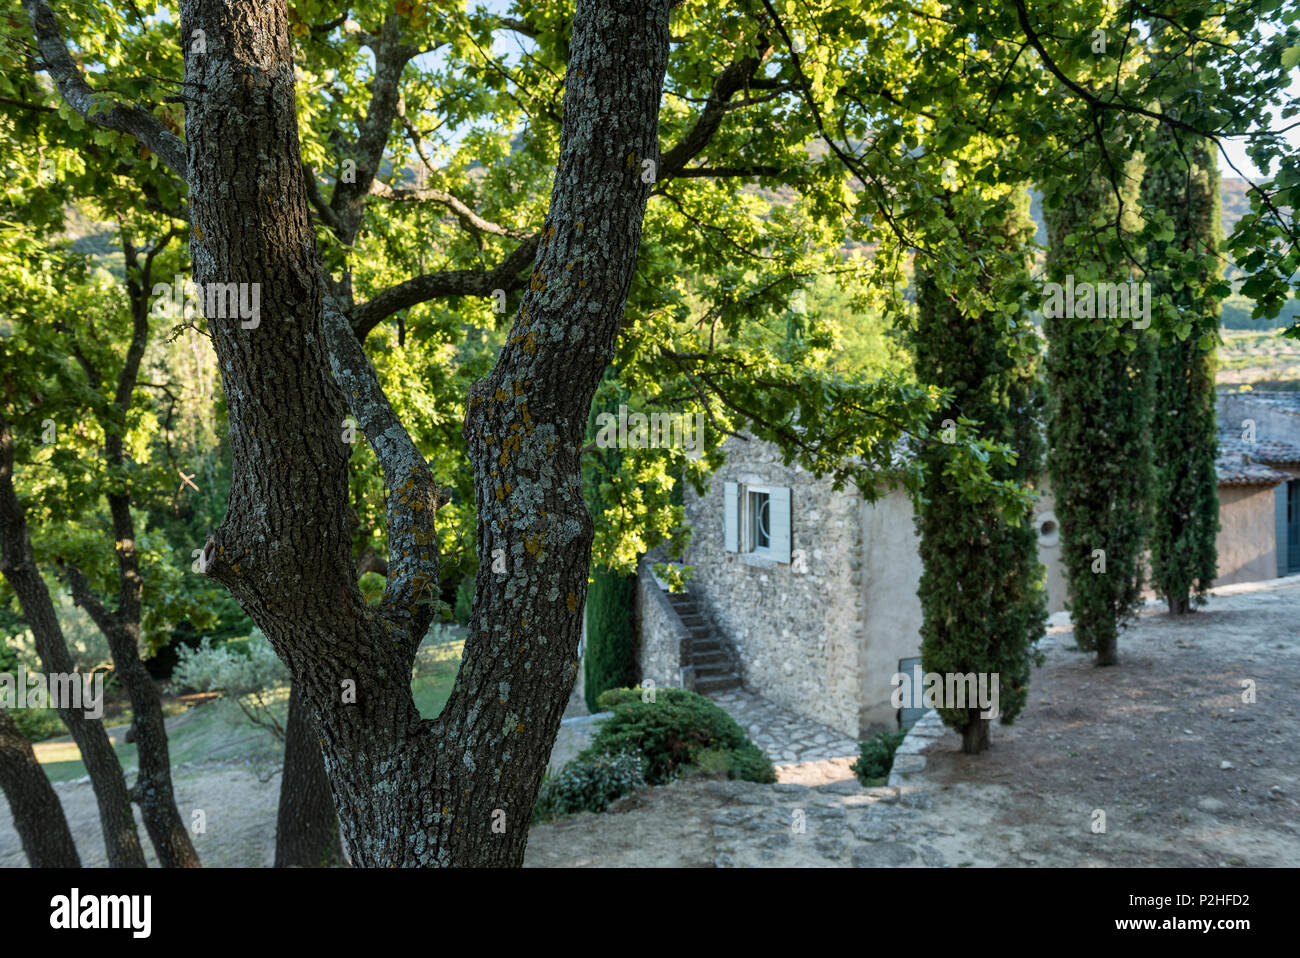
[851,729,908,784]
[585,686,774,784]
[532,750,645,821]
[726,741,777,784]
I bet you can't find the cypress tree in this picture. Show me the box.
[1141,115,1222,615]
[1042,151,1156,665]
[583,380,638,711]
[912,190,1048,754]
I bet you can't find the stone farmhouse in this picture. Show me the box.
[635,393,1300,742]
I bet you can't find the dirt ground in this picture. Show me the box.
[915,581,1300,867]
[4,578,1297,867]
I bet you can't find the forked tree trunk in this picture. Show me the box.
[275,685,343,867]
[0,413,146,867]
[0,706,81,867]
[182,0,672,865]
[59,237,200,867]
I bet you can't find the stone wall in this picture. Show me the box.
[1031,486,1069,614]
[635,559,692,691]
[682,438,866,738]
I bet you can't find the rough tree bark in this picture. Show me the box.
[59,233,200,867]
[0,705,82,867]
[178,0,672,865]
[0,412,146,867]
[274,685,343,867]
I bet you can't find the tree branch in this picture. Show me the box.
[347,234,540,340]
[320,273,441,645]
[23,0,188,178]
[367,180,530,238]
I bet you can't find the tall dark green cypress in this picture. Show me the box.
[1042,153,1155,665]
[583,379,638,711]
[912,191,1047,754]
[1141,115,1222,615]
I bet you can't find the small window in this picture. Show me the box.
[749,490,771,553]
[724,482,790,563]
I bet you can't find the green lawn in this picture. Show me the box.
[33,631,466,782]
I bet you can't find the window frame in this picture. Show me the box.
[743,483,776,557]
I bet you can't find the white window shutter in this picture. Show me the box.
[770,486,791,563]
[724,481,739,552]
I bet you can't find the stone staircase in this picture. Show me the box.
[664,591,742,694]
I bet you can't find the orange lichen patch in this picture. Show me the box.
[625,152,636,168]
[494,387,509,404]
[494,486,505,502]
[516,721,525,733]
[529,271,547,293]
[524,535,543,555]
[566,592,578,612]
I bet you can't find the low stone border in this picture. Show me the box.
[887,708,947,787]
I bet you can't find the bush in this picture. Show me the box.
[169,631,289,738]
[532,750,645,821]
[170,631,288,697]
[0,639,70,742]
[725,741,777,784]
[851,729,908,784]
[585,686,774,784]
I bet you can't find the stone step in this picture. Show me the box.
[694,662,735,678]
[686,624,713,639]
[693,650,727,666]
[680,614,706,628]
[691,640,723,654]
[665,592,694,605]
[695,674,741,693]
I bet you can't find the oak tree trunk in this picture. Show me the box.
[275,685,343,867]
[0,706,81,867]
[60,236,200,867]
[0,413,146,867]
[182,0,671,865]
